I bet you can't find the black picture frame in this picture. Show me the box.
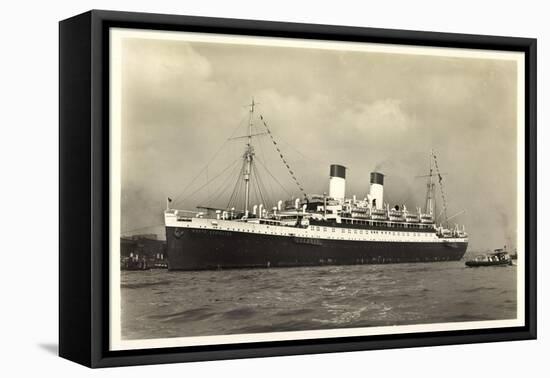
[59,9,537,368]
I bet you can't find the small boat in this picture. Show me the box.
[465,249,513,267]
[121,256,150,271]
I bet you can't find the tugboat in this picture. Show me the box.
[465,248,513,267]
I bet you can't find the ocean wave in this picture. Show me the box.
[148,307,216,322]
[223,307,257,319]
[121,280,172,289]
[312,305,372,325]
[276,308,315,317]
[461,286,497,293]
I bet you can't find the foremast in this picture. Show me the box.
[243,99,256,218]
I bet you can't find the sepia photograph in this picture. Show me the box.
[108,27,526,350]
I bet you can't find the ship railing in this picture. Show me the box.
[165,209,204,216]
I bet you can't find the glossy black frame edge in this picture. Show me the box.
[58,9,537,368]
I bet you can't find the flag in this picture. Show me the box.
[168,197,172,202]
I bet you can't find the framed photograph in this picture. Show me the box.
[59,10,536,368]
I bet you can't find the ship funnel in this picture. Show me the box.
[369,172,384,209]
[329,164,346,201]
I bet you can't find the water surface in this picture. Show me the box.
[121,258,517,340]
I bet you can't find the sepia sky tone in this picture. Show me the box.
[118,34,519,251]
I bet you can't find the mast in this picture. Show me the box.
[425,151,435,216]
[431,150,449,227]
[243,98,256,217]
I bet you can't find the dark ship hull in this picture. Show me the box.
[166,226,468,271]
[465,259,512,267]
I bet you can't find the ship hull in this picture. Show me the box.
[166,226,468,271]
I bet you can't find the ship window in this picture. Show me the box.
[332,228,335,232]
[323,227,327,232]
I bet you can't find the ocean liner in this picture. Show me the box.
[165,101,468,270]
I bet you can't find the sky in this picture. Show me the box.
[118,33,520,251]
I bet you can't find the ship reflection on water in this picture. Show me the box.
[120,255,517,340]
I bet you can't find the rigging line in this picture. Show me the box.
[256,124,282,203]
[231,163,246,210]
[254,119,284,201]
[267,131,327,165]
[233,172,245,211]
[250,164,262,208]
[251,155,269,198]
[179,157,242,205]
[205,156,242,201]
[255,158,277,207]
[432,152,449,226]
[255,156,292,198]
[255,155,288,200]
[253,153,276,204]
[172,113,249,204]
[171,143,228,204]
[206,161,242,207]
[256,115,329,166]
[259,114,307,196]
[182,157,241,205]
[252,162,268,208]
[250,159,269,207]
[226,160,246,210]
[436,208,445,223]
[254,163,271,208]
[254,162,268,207]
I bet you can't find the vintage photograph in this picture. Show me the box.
[109,28,525,350]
